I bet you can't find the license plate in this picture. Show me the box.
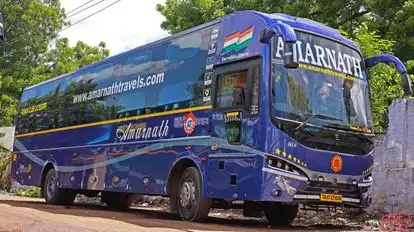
[320,193,343,203]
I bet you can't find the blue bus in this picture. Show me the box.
[11,11,412,225]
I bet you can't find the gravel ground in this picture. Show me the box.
[0,194,391,232]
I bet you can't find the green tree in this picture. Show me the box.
[346,24,407,132]
[0,0,110,126]
[156,0,370,34]
[32,38,110,85]
[0,0,65,126]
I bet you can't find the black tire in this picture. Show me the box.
[169,191,179,214]
[176,167,211,222]
[43,169,76,205]
[263,203,299,226]
[101,192,136,210]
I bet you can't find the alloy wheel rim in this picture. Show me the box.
[46,173,56,199]
[179,180,196,208]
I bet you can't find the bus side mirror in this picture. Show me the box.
[260,21,298,69]
[283,42,299,69]
[401,73,412,97]
[365,54,413,96]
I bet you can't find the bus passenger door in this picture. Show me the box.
[207,58,261,197]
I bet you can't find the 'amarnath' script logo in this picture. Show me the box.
[274,36,364,79]
[116,120,169,141]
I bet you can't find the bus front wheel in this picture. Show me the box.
[43,169,76,205]
[177,167,211,222]
[263,203,299,226]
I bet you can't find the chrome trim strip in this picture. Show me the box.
[302,169,369,185]
[343,197,360,203]
[294,194,319,200]
[357,182,372,187]
[294,194,360,203]
[208,154,258,158]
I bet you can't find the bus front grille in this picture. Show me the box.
[296,181,360,199]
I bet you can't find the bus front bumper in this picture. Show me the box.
[261,166,373,208]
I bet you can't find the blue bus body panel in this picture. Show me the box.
[12,11,373,206]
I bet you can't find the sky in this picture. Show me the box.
[59,0,170,56]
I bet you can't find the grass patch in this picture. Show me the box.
[14,187,41,198]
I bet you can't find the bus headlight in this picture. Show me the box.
[277,161,282,168]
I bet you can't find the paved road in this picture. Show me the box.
[0,195,364,232]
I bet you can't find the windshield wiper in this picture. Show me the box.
[294,113,340,131]
[325,123,374,144]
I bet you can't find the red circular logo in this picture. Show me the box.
[184,112,196,135]
[331,155,343,173]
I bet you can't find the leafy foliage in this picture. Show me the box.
[347,24,404,132]
[156,0,370,34]
[156,0,414,132]
[31,38,109,86]
[0,0,110,126]
[156,0,226,34]
[0,146,11,191]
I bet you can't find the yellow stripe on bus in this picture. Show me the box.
[15,105,212,138]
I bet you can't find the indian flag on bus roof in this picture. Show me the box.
[222,26,254,54]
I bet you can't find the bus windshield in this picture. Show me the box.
[271,31,374,133]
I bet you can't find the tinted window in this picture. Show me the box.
[271,31,373,132]
[19,25,215,132]
[16,80,60,134]
[111,27,210,115]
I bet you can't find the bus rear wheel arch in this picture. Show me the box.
[42,168,76,205]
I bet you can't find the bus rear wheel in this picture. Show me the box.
[176,167,211,222]
[43,169,76,205]
[263,203,299,226]
[101,192,136,210]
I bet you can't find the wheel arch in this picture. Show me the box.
[39,160,58,195]
[165,157,205,197]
